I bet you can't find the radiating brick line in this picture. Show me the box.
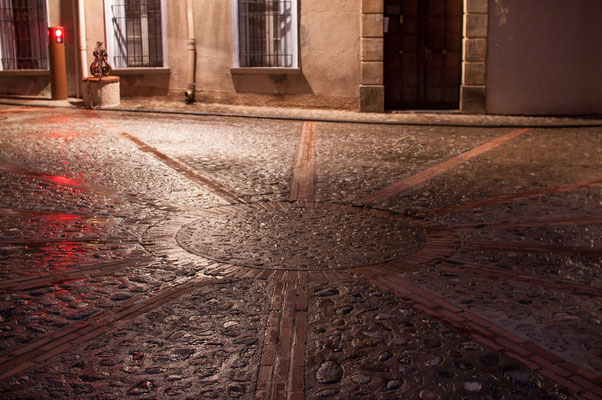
[0,207,112,221]
[82,110,244,205]
[290,121,316,202]
[0,107,46,115]
[366,272,602,399]
[464,241,602,257]
[0,162,181,212]
[0,256,155,292]
[438,262,602,298]
[0,276,216,382]
[256,277,308,399]
[357,128,531,205]
[418,178,602,216]
[451,215,602,231]
[119,131,245,204]
[0,238,138,247]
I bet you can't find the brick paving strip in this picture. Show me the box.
[0,107,47,115]
[119,131,246,205]
[450,214,602,231]
[357,128,531,205]
[364,272,602,400]
[463,241,602,257]
[418,178,602,216]
[255,273,309,400]
[0,255,154,292]
[0,207,114,222]
[0,275,219,382]
[290,121,316,202]
[82,109,248,206]
[436,261,602,298]
[0,238,139,247]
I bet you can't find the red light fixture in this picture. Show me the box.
[49,26,64,44]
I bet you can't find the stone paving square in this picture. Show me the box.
[0,105,600,399]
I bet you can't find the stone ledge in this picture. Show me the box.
[463,38,487,62]
[230,67,302,75]
[460,85,486,114]
[81,76,120,83]
[361,62,384,85]
[362,0,384,14]
[464,14,488,38]
[465,0,488,14]
[362,38,384,62]
[463,62,487,86]
[112,68,171,76]
[362,14,384,38]
[0,69,49,77]
[359,85,384,113]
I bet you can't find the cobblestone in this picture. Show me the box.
[0,104,600,399]
[176,203,426,270]
[403,269,602,376]
[315,123,508,203]
[0,279,270,399]
[306,280,575,400]
[0,259,190,354]
[382,129,602,214]
[109,113,300,203]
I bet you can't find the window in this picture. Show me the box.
[234,0,298,68]
[0,0,48,70]
[104,0,167,68]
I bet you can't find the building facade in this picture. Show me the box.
[0,0,600,115]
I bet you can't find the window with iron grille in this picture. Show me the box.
[235,0,298,68]
[0,0,48,70]
[105,0,166,68]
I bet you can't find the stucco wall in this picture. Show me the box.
[192,0,361,109]
[88,0,360,109]
[486,0,602,115]
[1,0,360,109]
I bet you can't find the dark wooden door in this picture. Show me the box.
[384,0,462,109]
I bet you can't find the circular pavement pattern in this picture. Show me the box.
[176,203,428,270]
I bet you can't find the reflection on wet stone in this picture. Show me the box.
[306,280,574,399]
[177,205,426,270]
[0,279,270,399]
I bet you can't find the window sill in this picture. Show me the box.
[0,69,49,77]
[112,67,171,76]
[230,67,301,75]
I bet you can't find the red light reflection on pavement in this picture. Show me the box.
[33,113,77,125]
[42,174,82,187]
[43,213,81,222]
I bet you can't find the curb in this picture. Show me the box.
[2,98,602,128]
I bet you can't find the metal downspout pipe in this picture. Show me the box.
[77,0,88,81]
[185,0,196,103]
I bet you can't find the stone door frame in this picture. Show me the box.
[360,0,488,113]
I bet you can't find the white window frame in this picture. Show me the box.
[0,0,49,71]
[103,0,168,69]
[232,0,298,68]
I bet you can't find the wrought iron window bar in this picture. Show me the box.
[238,0,293,67]
[110,0,163,68]
[0,0,48,70]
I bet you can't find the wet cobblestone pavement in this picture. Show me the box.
[0,105,600,399]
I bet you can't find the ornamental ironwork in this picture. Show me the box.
[90,42,112,78]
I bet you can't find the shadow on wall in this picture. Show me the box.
[232,73,313,95]
[118,74,171,97]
